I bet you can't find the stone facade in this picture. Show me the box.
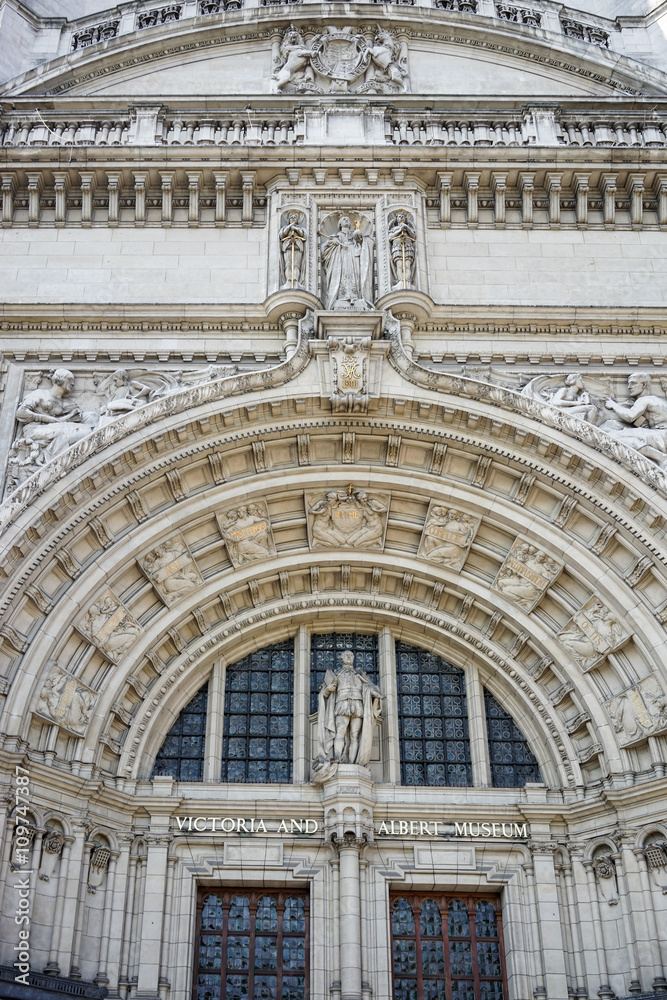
[1,1,667,1000]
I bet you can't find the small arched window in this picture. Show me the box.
[152,683,208,781]
[484,689,541,787]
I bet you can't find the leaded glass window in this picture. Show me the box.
[194,888,308,1000]
[396,643,472,786]
[152,683,208,781]
[221,640,294,783]
[484,689,541,788]
[390,893,506,1000]
[310,632,378,713]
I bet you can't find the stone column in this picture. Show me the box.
[104,837,131,998]
[159,854,178,992]
[135,834,171,1000]
[338,834,363,1000]
[204,658,226,781]
[558,851,586,998]
[330,853,341,1000]
[635,847,667,990]
[44,834,74,974]
[582,859,613,998]
[378,627,400,783]
[616,837,647,992]
[530,842,568,1000]
[293,625,311,783]
[95,850,119,987]
[465,661,491,787]
[56,822,87,977]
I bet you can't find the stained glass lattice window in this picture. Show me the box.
[390,893,506,1000]
[194,888,309,1000]
[310,632,378,713]
[221,640,294,783]
[396,642,472,786]
[152,683,208,781]
[484,689,542,788]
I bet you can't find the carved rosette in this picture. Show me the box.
[558,597,630,671]
[491,539,562,612]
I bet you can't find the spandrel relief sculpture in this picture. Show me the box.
[216,501,276,567]
[312,648,384,783]
[77,590,143,663]
[139,533,203,606]
[5,363,241,497]
[491,540,562,612]
[306,486,389,550]
[35,664,97,736]
[605,674,667,746]
[418,504,479,570]
[320,213,375,311]
[279,210,307,289]
[601,373,667,469]
[521,372,609,425]
[272,25,408,95]
[387,209,417,290]
[558,597,629,671]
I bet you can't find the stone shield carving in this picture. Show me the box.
[216,501,276,567]
[491,539,562,612]
[558,597,630,671]
[77,590,144,663]
[418,504,480,570]
[306,487,389,550]
[139,533,203,606]
[35,664,97,736]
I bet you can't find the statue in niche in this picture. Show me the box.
[12,368,97,468]
[307,486,388,550]
[387,209,417,289]
[321,214,375,311]
[313,649,383,781]
[602,373,667,468]
[279,210,307,289]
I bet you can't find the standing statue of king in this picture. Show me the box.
[313,649,383,781]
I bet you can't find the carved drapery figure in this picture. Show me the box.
[218,502,276,566]
[558,598,627,671]
[78,591,143,663]
[37,665,97,736]
[12,368,97,469]
[418,506,478,569]
[321,214,375,310]
[492,541,561,612]
[307,486,388,549]
[388,209,417,289]
[313,649,383,780]
[279,210,307,288]
[521,372,607,424]
[602,373,667,468]
[140,534,203,605]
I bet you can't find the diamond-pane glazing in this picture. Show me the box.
[484,689,541,787]
[396,643,472,786]
[221,641,294,783]
[152,684,208,781]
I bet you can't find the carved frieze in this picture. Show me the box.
[138,533,203,606]
[491,539,562,612]
[605,674,667,746]
[558,597,630,671]
[77,591,144,663]
[306,486,389,550]
[272,25,408,95]
[417,503,479,570]
[35,664,97,736]
[216,501,276,567]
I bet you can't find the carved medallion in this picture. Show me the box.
[306,486,389,550]
[604,674,667,745]
[35,664,97,736]
[77,590,143,663]
[139,533,203,606]
[491,539,562,612]
[216,501,276,567]
[558,597,630,671]
[418,504,480,570]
